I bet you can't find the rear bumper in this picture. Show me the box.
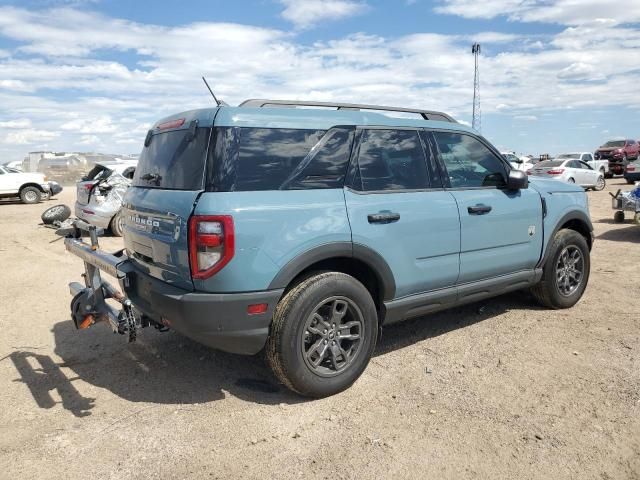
[123,263,283,355]
[74,201,114,229]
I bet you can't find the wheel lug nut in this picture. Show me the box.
[332,341,335,345]
[324,339,328,344]
[323,329,327,334]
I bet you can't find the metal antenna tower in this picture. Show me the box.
[472,43,481,132]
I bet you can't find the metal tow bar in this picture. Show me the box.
[63,219,139,342]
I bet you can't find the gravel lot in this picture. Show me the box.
[0,180,638,480]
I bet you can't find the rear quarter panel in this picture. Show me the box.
[193,190,351,292]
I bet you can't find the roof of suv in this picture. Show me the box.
[151,101,475,135]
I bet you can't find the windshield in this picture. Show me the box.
[603,141,625,148]
[557,154,579,159]
[133,127,210,190]
[537,160,563,168]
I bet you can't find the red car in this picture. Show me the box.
[595,139,639,176]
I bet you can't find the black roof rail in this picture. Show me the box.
[238,99,457,123]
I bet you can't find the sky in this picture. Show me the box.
[0,0,638,161]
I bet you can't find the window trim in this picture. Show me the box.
[427,129,511,191]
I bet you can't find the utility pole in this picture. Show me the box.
[472,43,481,132]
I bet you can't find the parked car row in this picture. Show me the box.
[502,138,640,189]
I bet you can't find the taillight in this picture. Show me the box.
[526,169,532,175]
[188,215,234,279]
[547,169,565,175]
[628,165,636,172]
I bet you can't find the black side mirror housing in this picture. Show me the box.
[507,169,528,190]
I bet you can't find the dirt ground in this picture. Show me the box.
[0,180,638,480]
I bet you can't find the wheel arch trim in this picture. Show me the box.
[538,210,593,268]
[267,242,397,301]
[20,182,47,193]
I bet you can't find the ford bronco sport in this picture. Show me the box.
[64,99,593,398]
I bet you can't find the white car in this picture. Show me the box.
[556,152,609,176]
[529,158,606,191]
[0,165,50,203]
[502,152,539,171]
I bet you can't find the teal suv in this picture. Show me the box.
[67,99,593,397]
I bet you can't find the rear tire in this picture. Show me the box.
[110,209,125,237]
[567,178,575,184]
[266,272,378,398]
[41,204,71,224]
[20,186,42,204]
[531,229,590,309]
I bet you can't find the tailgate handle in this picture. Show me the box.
[467,204,492,215]
[367,212,400,224]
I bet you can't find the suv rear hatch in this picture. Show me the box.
[122,110,216,291]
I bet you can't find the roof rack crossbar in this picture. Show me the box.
[238,99,456,123]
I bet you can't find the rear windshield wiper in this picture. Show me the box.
[141,173,162,185]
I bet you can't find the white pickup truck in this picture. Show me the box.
[0,165,50,203]
[556,152,609,176]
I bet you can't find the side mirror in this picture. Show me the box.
[507,169,528,190]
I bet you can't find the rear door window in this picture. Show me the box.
[133,125,211,190]
[280,127,354,190]
[354,129,430,191]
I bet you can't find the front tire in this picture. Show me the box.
[266,272,378,398]
[20,186,42,204]
[594,175,606,191]
[531,229,590,309]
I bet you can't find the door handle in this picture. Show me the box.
[467,204,492,215]
[367,212,401,224]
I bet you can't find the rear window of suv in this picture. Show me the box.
[133,126,211,190]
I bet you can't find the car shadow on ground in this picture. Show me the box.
[596,225,639,243]
[375,290,542,356]
[9,291,541,416]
